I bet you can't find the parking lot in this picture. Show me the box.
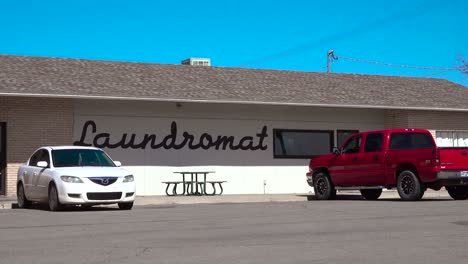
[1,195,468,264]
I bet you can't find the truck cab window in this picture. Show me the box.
[342,136,362,154]
[364,133,383,152]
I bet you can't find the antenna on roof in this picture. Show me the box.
[327,50,338,73]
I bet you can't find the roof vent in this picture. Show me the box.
[181,58,211,66]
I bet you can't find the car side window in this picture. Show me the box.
[38,150,51,168]
[364,133,384,152]
[342,136,362,154]
[28,150,42,166]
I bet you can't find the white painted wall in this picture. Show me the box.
[73,100,385,195]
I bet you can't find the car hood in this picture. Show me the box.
[53,167,132,177]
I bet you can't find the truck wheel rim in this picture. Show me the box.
[317,178,327,195]
[401,176,415,195]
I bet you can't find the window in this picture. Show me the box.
[28,150,42,166]
[37,150,50,167]
[52,149,116,167]
[342,135,362,154]
[364,133,383,152]
[436,131,468,147]
[390,133,435,150]
[28,149,50,167]
[337,130,359,148]
[273,129,333,158]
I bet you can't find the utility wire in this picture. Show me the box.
[338,55,463,71]
[239,0,448,67]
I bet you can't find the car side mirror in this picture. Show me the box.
[114,161,122,167]
[37,161,48,168]
[332,147,341,155]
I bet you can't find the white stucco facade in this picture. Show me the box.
[72,100,385,195]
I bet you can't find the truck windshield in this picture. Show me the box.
[52,149,116,167]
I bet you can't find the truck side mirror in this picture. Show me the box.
[332,147,341,155]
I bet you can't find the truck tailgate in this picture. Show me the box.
[439,148,468,171]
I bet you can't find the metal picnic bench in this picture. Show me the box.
[162,171,227,196]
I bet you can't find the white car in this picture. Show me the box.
[17,146,136,211]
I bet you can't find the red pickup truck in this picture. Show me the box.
[306,128,468,201]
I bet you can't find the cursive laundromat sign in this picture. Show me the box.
[74,120,269,151]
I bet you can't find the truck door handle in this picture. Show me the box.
[462,151,467,156]
[353,157,359,161]
[373,155,380,161]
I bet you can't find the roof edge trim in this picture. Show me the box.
[1,92,468,112]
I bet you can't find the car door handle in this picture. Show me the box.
[373,155,380,161]
[353,157,359,161]
[33,172,38,176]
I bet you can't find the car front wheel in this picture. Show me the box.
[48,184,63,211]
[446,186,468,200]
[313,173,336,200]
[397,170,425,201]
[17,183,31,208]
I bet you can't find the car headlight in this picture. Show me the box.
[123,175,134,183]
[60,175,84,183]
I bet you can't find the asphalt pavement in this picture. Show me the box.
[0,189,452,209]
[0,192,467,264]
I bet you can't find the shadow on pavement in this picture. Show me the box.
[17,203,121,212]
[298,194,451,202]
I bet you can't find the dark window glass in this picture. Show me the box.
[28,150,42,166]
[337,130,359,148]
[37,150,51,168]
[342,135,362,154]
[274,129,333,158]
[390,133,435,150]
[364,133,384,152]
[52,149,116,167]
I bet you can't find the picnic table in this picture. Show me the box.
[162,171,226,196]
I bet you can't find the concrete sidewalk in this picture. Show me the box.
[0,190,452,209]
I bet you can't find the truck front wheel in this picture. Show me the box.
[446,186,468,200]
[397,170,425,201]
[313,173,336,200]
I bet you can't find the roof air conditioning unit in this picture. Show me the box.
[181,58,211,66]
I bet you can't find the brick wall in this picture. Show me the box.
[0,96,73,196]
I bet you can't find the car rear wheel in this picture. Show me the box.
[313,173,336,200]
[118,202,133,210]
[360,189,382,200]
[48,184,63,211]
[446,186,468,200]
[17,183,31,208]
[397,170,425,201]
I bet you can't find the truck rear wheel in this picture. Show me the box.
[313,173,336,200]
[397,170,425,201]
[446,186,468,200]
[360,189,382,200]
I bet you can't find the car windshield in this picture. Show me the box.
[52,149,116,167]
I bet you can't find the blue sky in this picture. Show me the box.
[1,0,467,85]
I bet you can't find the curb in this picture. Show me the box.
[0,203,13,209]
